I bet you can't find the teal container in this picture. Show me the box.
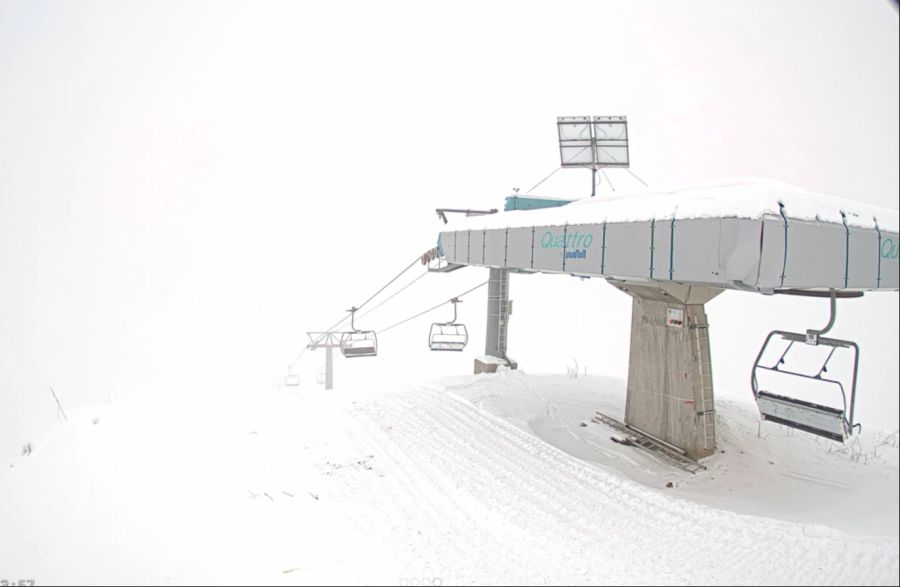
[504,195,574,212]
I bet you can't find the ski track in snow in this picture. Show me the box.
[1,376,897,585]
[346,384,898,585]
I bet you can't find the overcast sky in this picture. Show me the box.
[1,0,898,456]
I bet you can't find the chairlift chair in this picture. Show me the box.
[429,298,468,352]
[751,290,861,442]
[284,367,301,387]
[284,361,300,387]
[340,307,378,358]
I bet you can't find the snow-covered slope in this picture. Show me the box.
[1,373,897,585]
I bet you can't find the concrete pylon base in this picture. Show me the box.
[611,282,723,460]
[474,356,518,374]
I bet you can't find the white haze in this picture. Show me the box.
[0,0,898,460]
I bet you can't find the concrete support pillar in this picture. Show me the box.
[612,282,723,460]
[477,268,518,374]
[485,268,510,359]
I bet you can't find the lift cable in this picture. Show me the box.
[376,280,488,336]
[358,268,430,323]
[309,253,422,345]
[353,254,424,314]
[287,309,359,368]
[287,252,430,370]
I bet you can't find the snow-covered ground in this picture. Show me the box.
[1,371,897,585]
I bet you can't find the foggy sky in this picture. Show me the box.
[1,0,897,458]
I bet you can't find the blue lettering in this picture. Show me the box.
[540,230,596,250]
[882,237,899,260]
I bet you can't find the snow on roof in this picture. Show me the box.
[450,178,900,233]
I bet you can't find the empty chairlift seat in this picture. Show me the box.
[751,330,860,443]
[429,323,468,351]
[751,290,862,442]
[340,330,377,358]
[283,365,301,387]
[340,306,378,358]
[429,297,468,352]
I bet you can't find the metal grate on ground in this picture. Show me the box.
[591,411,707,474]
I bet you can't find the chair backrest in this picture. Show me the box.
[752,330,859,442]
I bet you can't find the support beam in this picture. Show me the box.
[485,268,510,359]
[307,332,340,391]
[478,268,517,373]
[611,282,723,460]
[325,345,334,391]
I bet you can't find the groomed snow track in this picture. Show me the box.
[1,382,897,585]
[340,385,897,585]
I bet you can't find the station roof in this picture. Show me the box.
[450,178,899,233]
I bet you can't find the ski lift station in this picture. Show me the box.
[296,116,899,464]
[431,116,899,461]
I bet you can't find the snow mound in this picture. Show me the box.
[1,374,897,585]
